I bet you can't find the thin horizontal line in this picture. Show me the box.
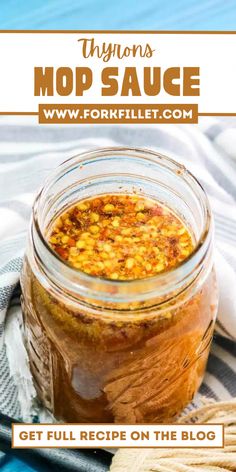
[0,112,236,117]
[199,113,236,116]
[0,30,236,34]
[0,112,38,115]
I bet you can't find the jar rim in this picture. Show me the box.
[31,146,213,304]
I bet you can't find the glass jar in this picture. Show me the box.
[20,147,218,424]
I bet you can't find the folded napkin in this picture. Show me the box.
[0,117,236,425]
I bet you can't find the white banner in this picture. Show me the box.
[1,32,236,118]
[12,423,224,448]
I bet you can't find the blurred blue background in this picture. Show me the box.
[0,0,236,29]
[0,0,235,470]
[0,456,41,472]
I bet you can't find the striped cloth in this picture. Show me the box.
[0,117,236,422]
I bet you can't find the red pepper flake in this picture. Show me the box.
[150,206,163,216]
[68,238,76,247]
[55,247,69,259]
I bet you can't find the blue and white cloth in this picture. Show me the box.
[0,117,236,422]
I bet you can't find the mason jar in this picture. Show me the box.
[20,147,218,424]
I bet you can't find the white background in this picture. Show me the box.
[0,32,236,113]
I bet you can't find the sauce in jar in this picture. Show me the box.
[21,148,218,424]
[48,194,194,280]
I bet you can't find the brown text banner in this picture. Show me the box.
[38,104,198,124]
